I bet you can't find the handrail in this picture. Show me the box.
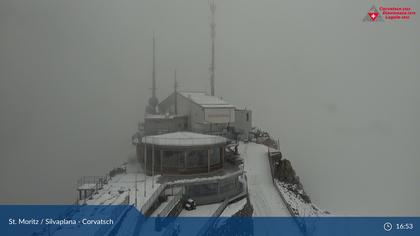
[166,169,244,187]
[157,190,182,218]
[140,184,166,214]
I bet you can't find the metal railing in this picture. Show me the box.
[77,176,109,203]
[140,184,166,215]
[157,190,183,218]
[77,176,106,188]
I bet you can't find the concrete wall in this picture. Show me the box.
[189,102,205,131]
[233,109,252,138]
[204,108,235,124]
[185,177,243,205]
[158,92,175,114]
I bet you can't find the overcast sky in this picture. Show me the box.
[0,0,419,216]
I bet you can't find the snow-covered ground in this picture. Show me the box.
[48,141,319,236]
[83,163,161,212]
[89,161,226,236]
[239,142,290,216]
[275,180,326,217]
[132,203,222,236]
[179,203,221,217]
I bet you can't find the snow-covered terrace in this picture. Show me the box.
[239,142,290,216]
[82,165,161,209]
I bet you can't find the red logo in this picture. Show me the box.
[363,5,383,22]
[368,12,379,21]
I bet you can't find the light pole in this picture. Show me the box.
[135,173,138,208]
[152,140,155,189]
[144,135,147,197]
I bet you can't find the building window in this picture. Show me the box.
[246,113,249,122]
[186,150,207,168]
[209,147,221,165]
[163,150,184,169]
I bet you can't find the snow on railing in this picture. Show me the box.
[140,184,166,215]
[140,169,245,216]
[157,190,183,218]
[77,175,109,203]
[167,169,244,186]
[77,176,106,189]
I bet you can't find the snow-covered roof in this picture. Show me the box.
[142,131,227,147]
[144,113,186,120]
[179,91,234,109]
[145,114,172,119]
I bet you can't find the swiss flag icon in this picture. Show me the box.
[369,12,378,21]
[363,5,383,22]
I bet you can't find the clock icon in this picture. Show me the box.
[384,222,393,232]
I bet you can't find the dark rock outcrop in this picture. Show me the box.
[250,127,279,149]
[274,159,311,203]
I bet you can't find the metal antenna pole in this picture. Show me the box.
[209,0,216,96]
[174,69,178,115]
[152,33,156,99]
[148,33,159,114]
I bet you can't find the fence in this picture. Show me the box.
[77,176,106,188]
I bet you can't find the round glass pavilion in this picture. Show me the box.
[139,132,227,175]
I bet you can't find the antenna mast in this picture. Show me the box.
[209,0,216,96]
[147,33,159,114]
[152,33,157,99]
[174,69,178,115]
